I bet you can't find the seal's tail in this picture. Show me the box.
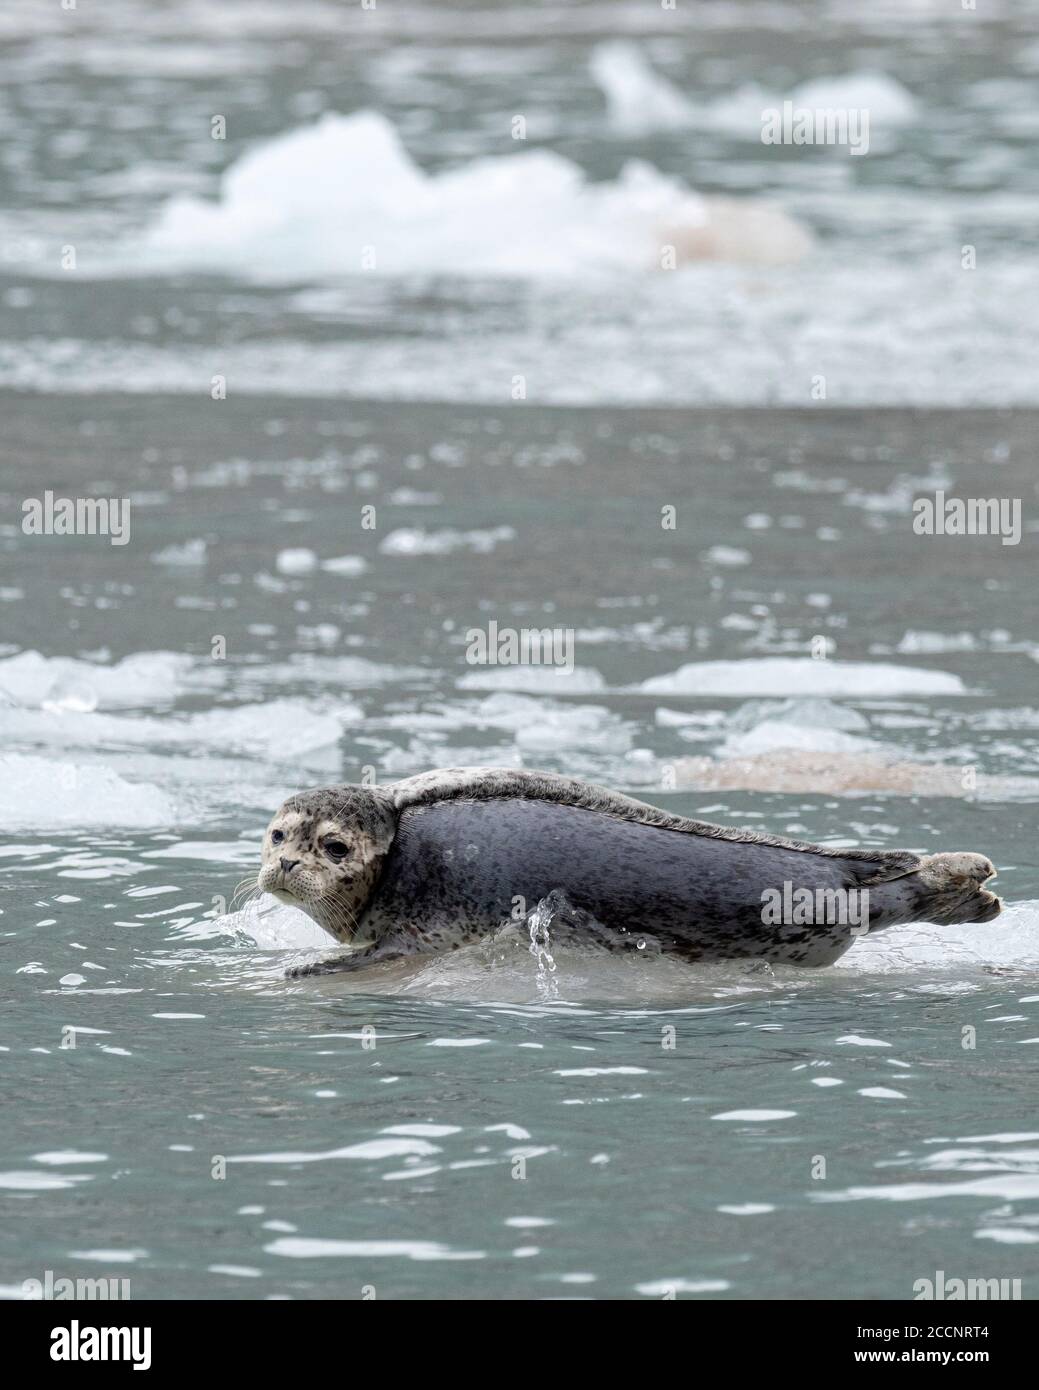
[899,851,1002,925]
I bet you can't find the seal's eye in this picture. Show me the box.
[271,829,285,845]
[324,839,348,861]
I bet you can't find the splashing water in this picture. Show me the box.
[526,895,559,1000]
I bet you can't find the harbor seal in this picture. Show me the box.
[255,767,1001,975]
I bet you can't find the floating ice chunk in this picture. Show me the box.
[790,72,916,124]
[897,630,979,654]
[0,755,174,830]
[719,700,878,757]
[712,1109,797,1122]
[296,623,340,648]
[0,650,196,710]
[637,659,964,698]
[378,526,515,557]
[635,1278,731,1295]
[175,700,355,755]
[151,538,207,566]
[320,555,368,576]
[41,681,98,714]
[263,1236,484,1260]
[457,667,605,694]
[590,41,696,134]
[143,110,810,279]
[726,698,870,734]
[671,749,1038,798]
[275,547,318,575]
[721,722,877,757]
[0,698,358,760]
[703,545,751,566]
[705,70,916,137]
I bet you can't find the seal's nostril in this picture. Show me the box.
[280,857,300,874]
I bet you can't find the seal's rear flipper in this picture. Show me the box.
[902,851,1002,926]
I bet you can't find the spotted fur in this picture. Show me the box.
[389,766,923,882]
[256,766,1000,974]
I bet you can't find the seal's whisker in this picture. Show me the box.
[230,877,261,907]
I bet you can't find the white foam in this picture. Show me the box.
[8,254,1033,406]
[142,110,810,280]
[217,899,328,950]
[0,754,174,830]
[638,659,964,698]
[215,902,1039,1003]
[839,901,1039,974]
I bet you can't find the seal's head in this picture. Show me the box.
[257,785,397,943]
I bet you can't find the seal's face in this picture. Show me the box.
[257,787,396,943]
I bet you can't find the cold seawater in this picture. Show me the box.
[1,399,1038,1300]
[2,0,1038,1303]
[2,0,1039,404]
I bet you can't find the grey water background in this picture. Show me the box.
[2,0,1039,1300]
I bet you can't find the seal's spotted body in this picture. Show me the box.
[255,767,1001,975]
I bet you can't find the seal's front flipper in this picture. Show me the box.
[286,942,407,978]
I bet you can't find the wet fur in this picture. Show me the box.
[256,766,1001,975]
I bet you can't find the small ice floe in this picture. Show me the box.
[635,1278,731,1295]
[0,755,174,830]
[703,70,916,138]
[703,545,751,567]
[142,109,811,278]
[378,526,515,557]
[150,538,207,566]
[457,667,605,694]
[669,750,1037,798]
[590,41,697,134]
[666,696,1039,798]
[320,555,367,575]
[0,650,196,710]
[275,547,318,575]
[711,1109,797,1122]
[637,658,965,698]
